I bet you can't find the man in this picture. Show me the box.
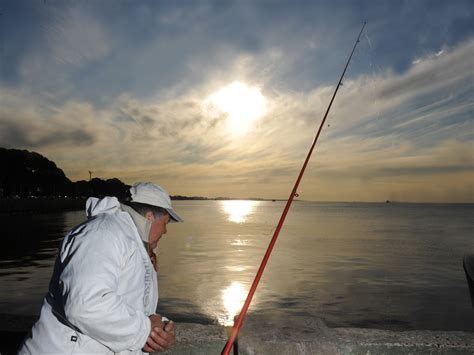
[19,182,183,354]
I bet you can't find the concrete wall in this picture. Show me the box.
[166,317,474,354]
[1,314,473,354]
[233,316,474,355]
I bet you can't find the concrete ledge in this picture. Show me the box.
[0,315,228,355]
[163,322,227,354]
[334,327,474,354]
[238,316,474,354]
[2,314,473,354]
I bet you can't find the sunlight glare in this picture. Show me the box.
[207,81,267,133]
[221,200,256,223]
[222,282,246,326]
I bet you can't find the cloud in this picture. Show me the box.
[266,38,474,152]
[379,41,473,101]
[3,3,115,104]
[0,122,94,148]
[43,6,113,67]
[0,88,98,149]
[5,1,473,103]
[216,39,474,201]
[0,3,472,202]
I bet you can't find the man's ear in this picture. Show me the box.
[145,211,155,222]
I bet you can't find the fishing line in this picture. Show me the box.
[221,22,367,355]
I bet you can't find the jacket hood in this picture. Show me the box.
[85,197,151,244]
[86,196,121,218]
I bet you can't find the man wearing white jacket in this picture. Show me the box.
[19,182,183,354]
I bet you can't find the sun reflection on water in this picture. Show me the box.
[221,200,256,223]
[231,239,249,246]
[221,282,247,326]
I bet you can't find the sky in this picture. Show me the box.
[0,0,473,202]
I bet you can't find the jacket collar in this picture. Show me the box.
[120,203,151,244]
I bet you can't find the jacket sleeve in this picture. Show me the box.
[61,218,151,352]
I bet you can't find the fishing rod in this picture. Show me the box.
[221,21,367,355]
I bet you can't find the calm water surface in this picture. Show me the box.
[0,201,473,331]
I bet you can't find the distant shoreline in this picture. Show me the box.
[0,197,472,214]
[0,197,284,214]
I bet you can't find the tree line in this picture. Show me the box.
[0,147,130,199]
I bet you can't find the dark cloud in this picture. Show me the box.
[0,123,32,148]
[115,110,137,123]
[178,141,218,164]
[0,117,96,149]
[34,129,96,148]
[117,98,226,141]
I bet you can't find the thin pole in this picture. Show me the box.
[221,22,366,355]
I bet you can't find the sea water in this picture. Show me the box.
[0,201,472,331]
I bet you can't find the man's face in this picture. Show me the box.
[147,212,170,250]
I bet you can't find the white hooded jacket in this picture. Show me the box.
[19,196,158,354]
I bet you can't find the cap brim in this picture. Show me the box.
[167,208,183,223]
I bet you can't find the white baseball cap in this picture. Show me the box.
[129,182,183,223]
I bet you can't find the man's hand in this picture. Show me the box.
[164,320,176,336]
[143,314,176,353]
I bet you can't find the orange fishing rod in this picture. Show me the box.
[221,22,367,355]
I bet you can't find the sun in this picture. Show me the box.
[206,81,267,134]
